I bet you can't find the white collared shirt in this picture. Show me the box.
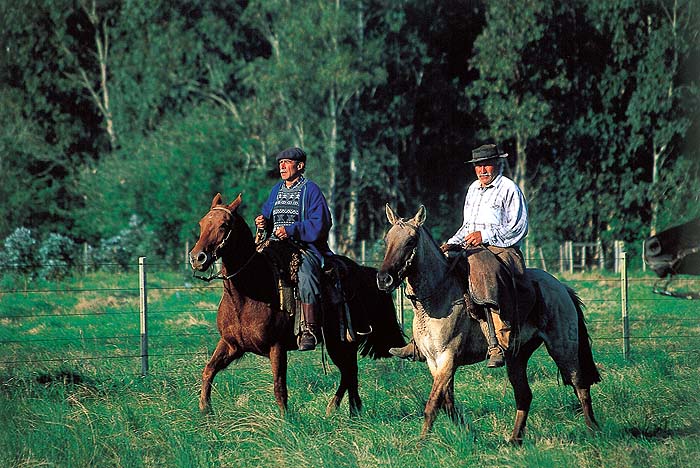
[446,174,528,248]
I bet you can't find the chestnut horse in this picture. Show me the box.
[376,205,600,443]
[189,193,404,416]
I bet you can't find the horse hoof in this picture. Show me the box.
[326,396,341,416]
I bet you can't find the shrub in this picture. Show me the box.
[2,227,37,275]
[38,233,77,280]
[94,215,157,271]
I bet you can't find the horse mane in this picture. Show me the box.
[414,224,451,273]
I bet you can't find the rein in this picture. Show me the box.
[403,254,463,304]
[394,224,462,304]
[192,251,257,282]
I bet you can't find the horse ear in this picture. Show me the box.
[412,205,426,226]
[228,193,243,211]
[211,193,223,209]
[386,204,399,225]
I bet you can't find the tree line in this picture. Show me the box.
[1,0,698,267]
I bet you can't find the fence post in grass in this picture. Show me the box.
[139,256,149,376]
[83,243,89,274]
[620,251,630,359]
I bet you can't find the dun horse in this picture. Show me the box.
[189,193,404,415]
[376,205,600,443]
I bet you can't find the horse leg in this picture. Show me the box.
[325,381,346,416]
[269,343,289,415]
[573,386,599,430]
[328,342,361,416]
[505,338,541,444]
[542,324,600,431]
[421,356,456,438]
[200,338,243,414]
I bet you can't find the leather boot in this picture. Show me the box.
[298,303,320,351]
[484,309,508,368]
[389,339,426,362]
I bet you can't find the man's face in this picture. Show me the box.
[473,160,498,186]
[279,159,303,184]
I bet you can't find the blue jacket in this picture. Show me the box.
[261,178,333,258]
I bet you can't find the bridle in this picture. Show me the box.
[209,206,233,261]
[391,222,419,283]
[192,206,256,282]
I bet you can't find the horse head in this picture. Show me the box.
[376,204,426,291]
[190,193,244,271]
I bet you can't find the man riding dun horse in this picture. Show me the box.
[390,143,529,368]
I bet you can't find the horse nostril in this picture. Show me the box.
[196,252,208,264]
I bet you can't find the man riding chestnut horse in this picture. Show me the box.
[255,147,332,351]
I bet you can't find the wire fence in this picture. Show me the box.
[1,255,699,375]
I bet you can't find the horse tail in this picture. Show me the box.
[355,266,406,359]
[567,286,602,387]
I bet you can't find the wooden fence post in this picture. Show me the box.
[614,240,625,273]
[83,243,89,274]
[559,244,564,272]
[620,251,630,359]
[139,257,149,376]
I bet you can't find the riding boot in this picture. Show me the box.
[484,309,507,368]
[298,303,320,351]
[389,339,426,362]
[492,311,511,350]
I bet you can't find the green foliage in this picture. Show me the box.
[0,0,698,260]
[75,104,269,260]
[38,233,77,280]
[2,227,38,275]
[92,215,157,271]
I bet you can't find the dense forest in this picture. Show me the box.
[1,0,698,268]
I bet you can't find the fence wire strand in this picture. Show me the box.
[2,260,699,369]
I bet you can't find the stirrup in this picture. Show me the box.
[298,330,317,351]
[486,345,505,368]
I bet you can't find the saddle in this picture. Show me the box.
[256,238,301,315]
[256,239,371,342]
[450,248,537,326]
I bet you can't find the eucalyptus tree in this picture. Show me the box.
[581,0,699,240]
[466,0,573,196]
[620,0,699,234]
[0,0,93,238]
[238,0,389,252]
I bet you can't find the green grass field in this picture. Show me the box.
[1,267,698,467]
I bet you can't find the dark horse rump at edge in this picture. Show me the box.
[189,193,405,416]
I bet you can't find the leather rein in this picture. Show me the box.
[392,223,462,304]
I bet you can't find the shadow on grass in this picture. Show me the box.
[625,424,700,440]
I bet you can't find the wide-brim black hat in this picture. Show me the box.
[467,144,508,163]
